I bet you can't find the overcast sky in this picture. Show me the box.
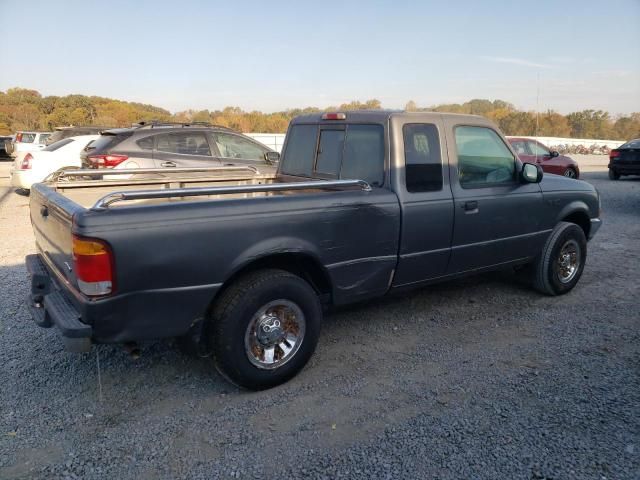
[1,0,638,115]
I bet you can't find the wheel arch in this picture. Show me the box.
[560,207,591,239]
[212,251,333,310]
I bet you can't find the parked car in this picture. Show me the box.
[46,126,110,145]
[81,122,278,173]
[507,137,580,178]
[25,111,601,390]
[0,135,12,159]
[10,135,99,191]
[608,138,640,180]
[5,131,52,157]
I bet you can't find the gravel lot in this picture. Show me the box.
[0,158,638,479]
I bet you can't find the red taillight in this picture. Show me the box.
[72,235,115,296]
[609,150,620,160]
[88,154,128,168]
[322,112,346,120]
[20,153,33,170]
[16,133,23,142]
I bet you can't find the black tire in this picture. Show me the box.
[532,222,587,296]
[563,168,578,179]
[209,269,322,390]
[608,168,620,180]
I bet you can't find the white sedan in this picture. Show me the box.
[10,135,99,191]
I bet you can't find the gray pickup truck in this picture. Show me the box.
[25,111,602,390]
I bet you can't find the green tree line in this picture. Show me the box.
[1,88,638,140]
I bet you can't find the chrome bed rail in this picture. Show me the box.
[91,179,372,209]
[51,165,260,181]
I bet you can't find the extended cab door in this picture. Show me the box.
[390,115,455,286]
[444,120,546,273]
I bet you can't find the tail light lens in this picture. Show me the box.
[72,235,115,296]
[609,150,620,160]
[20,153,33,170]
[322,112,346,120]
[87,154,128,168]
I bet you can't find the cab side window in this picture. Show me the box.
[403,123,442,192]
[455,126,515,187]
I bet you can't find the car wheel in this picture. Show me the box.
[563,168,578,179]
[532,222,587,296]
[208,269,322,390]
[608,168,620,180]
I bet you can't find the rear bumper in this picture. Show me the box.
[25,253,221,349]
[26,254,92,352]
[609,162,640,175]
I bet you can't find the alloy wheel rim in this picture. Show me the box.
[244,300,305,370]
[556,239,580,283]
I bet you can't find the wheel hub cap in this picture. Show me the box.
[244,300,306,370]
[556,239,580,283]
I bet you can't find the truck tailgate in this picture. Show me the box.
[30,183,85,288]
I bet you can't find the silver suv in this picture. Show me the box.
[81,122,278,173]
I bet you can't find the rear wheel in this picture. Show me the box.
[608,168,620,180]
[563,168,578,179]
[532,222,587,296]
[208,269,322,390]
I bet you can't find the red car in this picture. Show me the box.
[508,137,580,179]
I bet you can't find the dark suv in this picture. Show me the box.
[46,126,112,145]
[81,122,278,172]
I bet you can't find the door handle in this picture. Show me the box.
[463,201,479,214]
[160,161,177,167]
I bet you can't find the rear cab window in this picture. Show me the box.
[280,123,384,186]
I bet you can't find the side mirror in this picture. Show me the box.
[550,151,559,158]
[521,162,543,183]
[264,151,280,165]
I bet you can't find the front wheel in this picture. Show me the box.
[609,168,620,180]
[563,168,578,179]
[208,269,322,390]
[532,222,587,296]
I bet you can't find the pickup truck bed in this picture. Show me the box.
[25,111,602,389]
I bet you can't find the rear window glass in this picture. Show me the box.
[43,138,74,152]
[620,139,640,149]
[341,125,384,186]
[47,131,65,144]
[280,124,384,185]
[403,124,442,192]
[88,134,127,153]
[38,134,51,144]
[316,130,344,175]
[280,125,318,177]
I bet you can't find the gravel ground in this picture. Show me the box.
[0,162,638,480]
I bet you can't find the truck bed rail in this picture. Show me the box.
[92,179,372,209]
